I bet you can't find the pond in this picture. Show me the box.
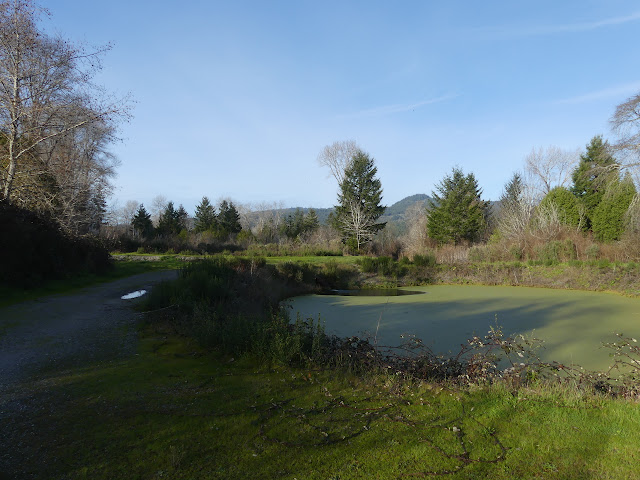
[285,285,640,372]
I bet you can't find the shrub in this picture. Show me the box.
[412,253,437,267]
[0,202,112,288]
[468,245,488,262]
[355,256,404,277]
[509,245,523,260]
[591,178,636,242]
[357,256,377,273]
[585,244,600,260]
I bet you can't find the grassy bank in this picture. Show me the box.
[5,256,640,478]
[6,330,640,479]
[427,261,640,296]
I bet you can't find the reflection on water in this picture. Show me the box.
[121,290,147,300]
[322,289,426,297]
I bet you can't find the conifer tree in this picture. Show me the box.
[218,200,242,235]
[157,201,181,235]
[572,135,616,227]
[332,150,386,250]
[194,196,217,233]
[131,204,154,238]
[427,168,490,244]
[303,208,320,233]
[176,205,189,231]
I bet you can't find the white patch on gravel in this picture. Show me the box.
[121,290,147,300]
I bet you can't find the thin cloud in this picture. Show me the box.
[484,11,640,38]
[556,82,640,105]
[339,94,459,119]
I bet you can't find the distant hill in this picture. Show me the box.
[384,194,432,217]
[242,194,433,234]
[378,194,432,234]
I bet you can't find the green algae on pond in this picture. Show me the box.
[285,285,640,372]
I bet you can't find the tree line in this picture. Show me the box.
[316,85,640,255]
[113,103,640,258]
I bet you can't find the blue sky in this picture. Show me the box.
[43,1,640,213]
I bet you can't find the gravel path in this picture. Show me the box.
[0,269,178,389]
[0,269,179,479]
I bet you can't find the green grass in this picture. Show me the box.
[263,255,359,265]
[0,255,183,307]
[7,329,640,479]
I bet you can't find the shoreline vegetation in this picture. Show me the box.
[5,254,640,478]
[112,251,640,297]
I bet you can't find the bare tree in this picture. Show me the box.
[120,200,140,226]
[625,193,640,234]
[249,201,285,243]
[529,200,563,240]
[496,172,535,239]
[0,0,130,225]
[150,195,168,226]
[610,92,640,177]
[402,201,429,256]
[524,146,580,199]
[317,139,360,185]
[338,199,379,250]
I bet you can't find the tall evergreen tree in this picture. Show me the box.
[193,196,217,233]
[303,208,320,233]
[131,204,154,238]
[281,208,306,239]
[500,173,524,212]
[218,200,242,235]
[176,205,189,231]
[572,135,616,227]
[280,208,320,240]
[427,168,490,245]
[157,201,181,235]
[332,150,386,250]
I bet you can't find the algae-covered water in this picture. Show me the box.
[285,285,640,371]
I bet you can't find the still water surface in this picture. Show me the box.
[286,285,640,371]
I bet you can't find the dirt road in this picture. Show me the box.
[0,269,178,389]
[0,270,179,478]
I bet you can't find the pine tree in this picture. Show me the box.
[303,208,320,233]
[193,196,217,233]
[157,201,181,235]
[500,173,524,212]
[332,150,386,250]
[218,200,242,235]
[176,204,189,231]
[572,135,616,227]
[427,168,490,245]
[281,208,306,239]
[131,204,154,238]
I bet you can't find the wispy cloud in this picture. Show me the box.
[338,94,460,119]
[485,11,640,38]
[556,82,640,105]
